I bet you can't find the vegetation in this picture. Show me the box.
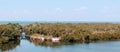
[24,23,120,42]
[0,23,21,43]
[0,23,120,43]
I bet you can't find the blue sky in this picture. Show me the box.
[0,0,120,22]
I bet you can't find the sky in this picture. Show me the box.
[0,0,120,22]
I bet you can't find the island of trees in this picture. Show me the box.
[0,23,120,44]
[24,23,120,43]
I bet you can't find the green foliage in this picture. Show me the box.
[23,23,120,42]
[0,23,21,43]
[1,23,120,43]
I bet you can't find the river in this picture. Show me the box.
[0,39,119,52]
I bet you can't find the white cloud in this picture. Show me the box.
[55,8,63,13]
[73,6,88,11]
[72,6,89,17]
[99,6,113,18]
[80,6,88,10]
[13,9,32,15]
[55,8,61,10]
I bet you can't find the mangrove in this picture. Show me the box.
[23,23,120,43]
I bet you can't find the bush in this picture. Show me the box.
[23,23,120,42]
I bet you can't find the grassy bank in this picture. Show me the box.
[24,23,120,42]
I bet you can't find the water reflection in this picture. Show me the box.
[1,39,120,52]
[28,39,84,48]
[0,40,20,52]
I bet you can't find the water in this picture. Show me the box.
[0,40,119,52]
[1,21,119,25]
[21,32,26,39]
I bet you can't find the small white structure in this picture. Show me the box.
[52,37,60,42]
[21,32,26,39]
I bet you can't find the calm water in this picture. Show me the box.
[0,40,120,52]
[1,21,119,25]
